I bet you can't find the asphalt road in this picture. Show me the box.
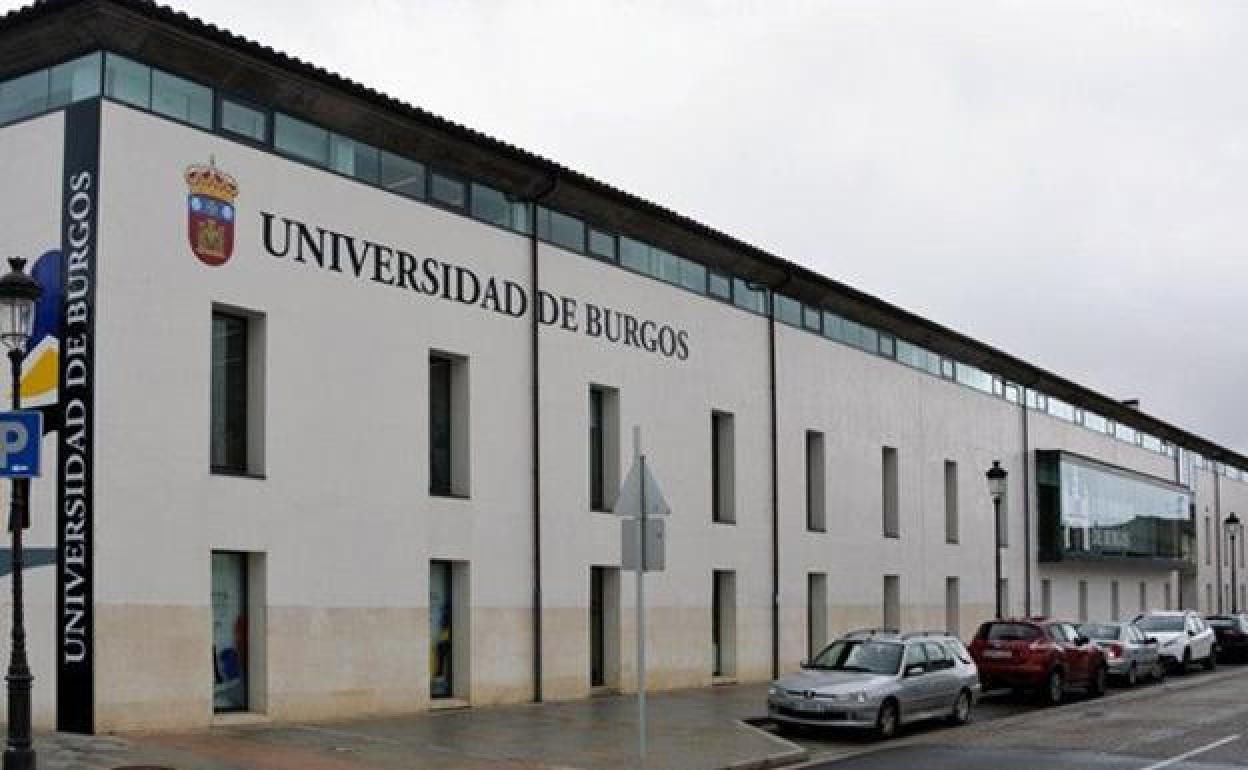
[788,661,1248,769]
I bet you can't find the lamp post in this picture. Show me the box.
[986,461,1008,620]
[0,257,41,770]
[1227,513,1242,614]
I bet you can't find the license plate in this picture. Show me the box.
[795,700,825,712]
[983,650,1011,659]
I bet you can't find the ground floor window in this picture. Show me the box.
[212,551,248,712]
[711,570,736,677]
[430,560,454,698]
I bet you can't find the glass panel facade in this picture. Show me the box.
[430,171,466,209]
[274,113,330,166]
[47,53,101,108]
[679,258,706,293]
[733,278,767,314]
[708,271,731,300]
[774,294,802,326]
[1037,451,1192,564]
[220,99,266,142]
[0,69,48,124]
[619,237,651,273]
[588,229,616,261]
[380,151,425,199]
[330,134,380,183]
[152,69,212,128]
[470,183,511,228]
[103,53,150,108]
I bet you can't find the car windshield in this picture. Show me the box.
[1079,623,1121,641]
[1136,615,1184,632]
[809,640,903,675]
[980,623,1040,641]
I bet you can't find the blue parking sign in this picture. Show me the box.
[0,411,41,479]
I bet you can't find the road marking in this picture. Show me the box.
[1136,734,1240,770]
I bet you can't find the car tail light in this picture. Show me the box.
[1107,643,1123,660]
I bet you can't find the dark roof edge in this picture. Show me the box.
[3,0,1245,470]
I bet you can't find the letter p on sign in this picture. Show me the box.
[0,411,41,479]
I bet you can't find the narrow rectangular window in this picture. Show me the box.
[274,113,330,166]
[1139,582,1148,613]
[589,566,619,689]
[1078,580,1089,622]
[1206,517,1213,565]
[470,183,511,228]
[152,69,212,128]
[103,53,150,108]
[944,460,958,543]
[47,52,102,109]
[430,171,466,209]
[807,573,827,660]
[588,385,619,511]
[588,229,617,262]
[999,578,1010,618]
[1206,584,1214,614]
[805,431,826,532]
[711,411,735,524]
[211,309,264,475]
[429,352,470,497]
[882,447,899,537]
[945,577,960,636]
[211,551,265,713]
[1164,581,1172,610]
[0,68,48,124]
[1041,579,1052,617]
[712,570,736,677]
[883,575,900,630]
[220,98,267,143]
[380,151,426,199]
[1111,581,1120,621]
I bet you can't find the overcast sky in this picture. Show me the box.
[27,1,1248,451]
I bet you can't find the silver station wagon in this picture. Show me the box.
[767,630,981,739]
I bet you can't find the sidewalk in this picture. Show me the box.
[31,683,805,770]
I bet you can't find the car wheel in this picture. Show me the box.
[1125,663,1138,687]
[1204,650,1217,671]
[876,699,900,740]
[1154,661,1167,683]
[1089,665,1107,697]
[1040,669,1064,706]
[1181,648,1192,673]
[948,689,973,725]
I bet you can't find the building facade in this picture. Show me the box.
[0,0,1245,734]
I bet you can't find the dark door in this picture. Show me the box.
[590,567,605,687]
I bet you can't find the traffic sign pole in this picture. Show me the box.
[634,426,646,763]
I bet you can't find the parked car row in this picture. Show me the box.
[767,610,1246,740]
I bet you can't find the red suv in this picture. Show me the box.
[969,618,1108,705]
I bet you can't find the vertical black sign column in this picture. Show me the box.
[57,99,98,735]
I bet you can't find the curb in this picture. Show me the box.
[722,719,809,770]
[759,663,1248,769]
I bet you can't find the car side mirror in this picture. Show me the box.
[1187,630,1195,637]
[905,665,925,677]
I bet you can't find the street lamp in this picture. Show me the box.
[0,257,41,770]
[986,461,1008,620]
[1226,512,1242,614]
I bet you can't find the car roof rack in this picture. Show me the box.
[900,630,955,640]
[843,628,900,639]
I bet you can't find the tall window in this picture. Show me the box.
[882,447,899,537]
[589,386,619,511]
[944,460,958,543]
[1111,581,1120,621]
[211,312,248,473]
[1078,580,1089,622]
[429,352,470,497]
[806,431,826,532]
[711,411,735,524]
[1041,579,1052,617]
[1139,581,1148,613]
[807,573,827,659]
[883,575,900,630]
[945,577,960,636]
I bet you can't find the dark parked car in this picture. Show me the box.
[969,619,1108,705]
[1207,615,1248,662]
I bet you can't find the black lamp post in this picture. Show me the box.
[986,461,1008,620]
[0,257,41,770]
[1227,513,1242,614]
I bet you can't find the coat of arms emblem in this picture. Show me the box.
[185,159,238,266]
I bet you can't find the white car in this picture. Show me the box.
[1134,611,1217,672]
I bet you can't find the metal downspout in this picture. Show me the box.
[765,273,791,680]
[527,176,557,702]
[1022,400,1032,616]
